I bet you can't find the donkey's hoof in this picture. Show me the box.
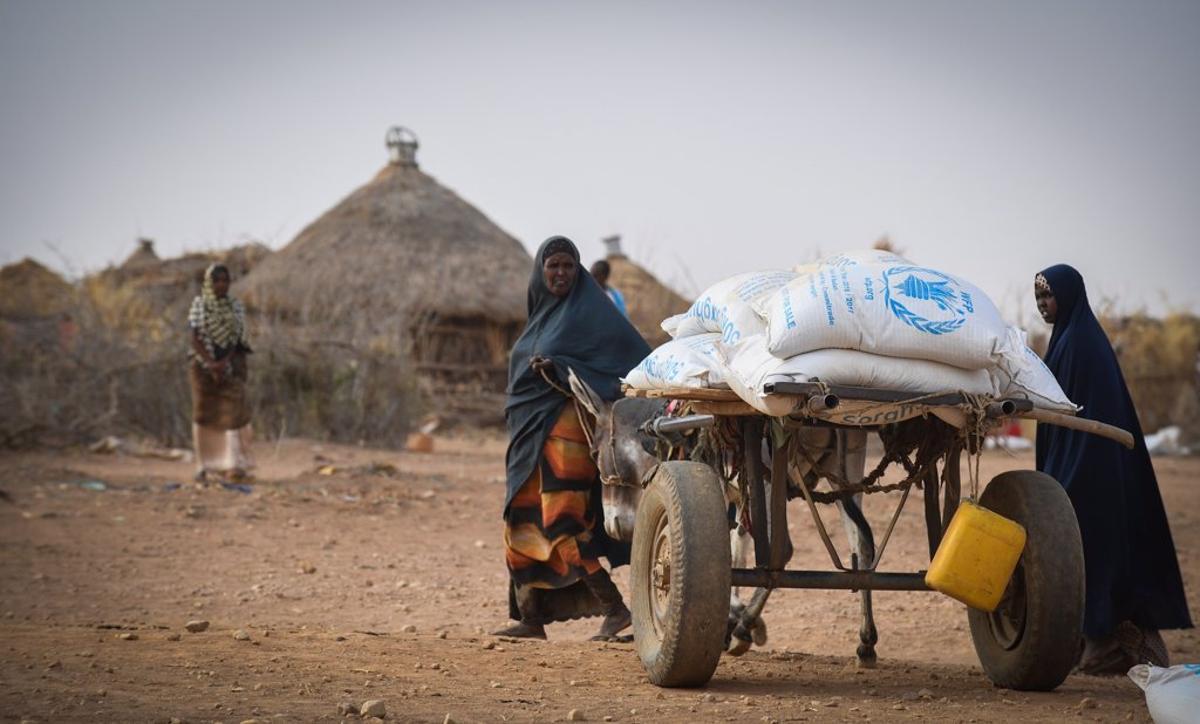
[751,617,768,647]
[727,637,752,656]
[856,645,878,669]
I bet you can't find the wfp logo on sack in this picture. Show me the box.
[882,266,975,336]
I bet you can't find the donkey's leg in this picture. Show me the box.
[856,554,878,667]
[836,429,878,667]
[729,522,751,614]
[729,585,772,655]
[727,519,770,654]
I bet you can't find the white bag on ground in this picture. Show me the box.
[662,270,796,344]
[990,327,1077,413]
[761,253,1007,369]
[717,335,995,416]
[623,333,727,390]
[1128,664,1200,724]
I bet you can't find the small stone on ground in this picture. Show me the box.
[361,699,387,718]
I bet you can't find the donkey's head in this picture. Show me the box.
[567,369,665,487]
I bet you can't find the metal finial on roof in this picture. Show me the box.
[602,234,625,258]
[386,126,419,167]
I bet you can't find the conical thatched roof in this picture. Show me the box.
[238,142,531,342]
[603,237,689,347]
[0,258,75,320]
[121,238,160,270]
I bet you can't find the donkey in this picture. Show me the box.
[568,372,881,664]
[566,372,769,654]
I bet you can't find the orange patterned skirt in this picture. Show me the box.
[504,403,606,624]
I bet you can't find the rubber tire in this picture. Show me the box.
[967,470,1084,691]
[631,461,732,687]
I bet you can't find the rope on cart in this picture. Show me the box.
[959,392,992,500]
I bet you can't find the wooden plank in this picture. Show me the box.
[622,386,745,402]
[685,400,761,416]
[1018,408,1134,449]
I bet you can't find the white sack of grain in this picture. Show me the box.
[989,326,1077,412]
[717,335,995,416]
[662,270,796,344]
[761,253,1007,370]
[623,333,727,390]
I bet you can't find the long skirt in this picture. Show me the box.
[189,356,253,473]
[192,423,254,474]
[189,355,250,429]
[504,404,607,625]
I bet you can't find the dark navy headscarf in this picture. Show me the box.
[1035,264,1191,638]
[503,236,651,512]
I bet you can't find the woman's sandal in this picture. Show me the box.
[589,605,632,642]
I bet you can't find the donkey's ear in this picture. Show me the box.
[567,368,606,420]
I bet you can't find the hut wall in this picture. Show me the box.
[410,315,518,391]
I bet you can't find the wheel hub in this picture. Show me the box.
[988,560,1028,650]
[649,516,672,637]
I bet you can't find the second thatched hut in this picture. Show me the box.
[599,235,690,347]
[238,127,532,398]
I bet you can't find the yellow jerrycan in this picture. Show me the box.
[925,499,1026,612]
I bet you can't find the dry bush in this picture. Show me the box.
[246,314,420,448]
[1,297,419,450]
[1102,312,1200,442]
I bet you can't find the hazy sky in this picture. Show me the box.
[2,0,1198,322]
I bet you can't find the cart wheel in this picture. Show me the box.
[967,470,1084,691]
[631,461,731,687]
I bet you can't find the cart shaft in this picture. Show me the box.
[731,568,933,591]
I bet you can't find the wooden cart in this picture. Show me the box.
[619,382,1133,690]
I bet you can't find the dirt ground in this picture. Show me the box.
[1,432,1197,723]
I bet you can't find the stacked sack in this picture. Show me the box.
[624,250,1075,416]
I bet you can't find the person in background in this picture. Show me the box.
[1034,264,1192,674]
[188,264,254,482]
[590,259,628,317]
[496,236,650,640]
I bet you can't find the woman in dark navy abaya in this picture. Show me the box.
[494,236,650,641]
[1034,265,1192,674]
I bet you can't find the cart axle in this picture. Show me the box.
[731,569,933,591]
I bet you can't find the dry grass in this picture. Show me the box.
[1,293,419,450]
[1103,312,1200,442]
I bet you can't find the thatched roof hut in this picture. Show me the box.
[601,235,689,346]
[238,127,532,392]
[0,258,75,321]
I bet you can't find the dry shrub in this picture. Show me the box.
[1,298,418,449]
[1102,312,1200,443]
[247,315,420,448]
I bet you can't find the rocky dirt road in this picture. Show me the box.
[1,434,1196,722]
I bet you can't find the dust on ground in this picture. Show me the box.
[1,434,1197,723]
